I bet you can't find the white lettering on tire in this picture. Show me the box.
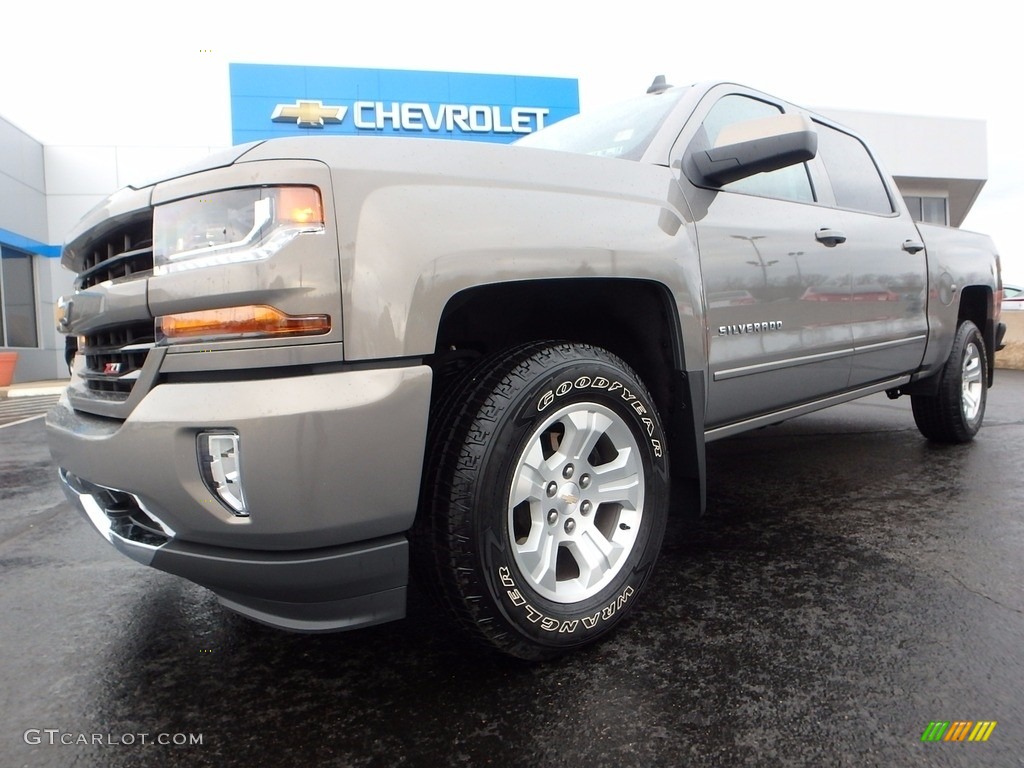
[497,566,636,635]
[536,377,662,458]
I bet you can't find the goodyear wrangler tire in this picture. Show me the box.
[911,320,988,444]
[422,342,669,660]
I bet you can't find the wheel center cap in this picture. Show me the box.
[558,482,581,513]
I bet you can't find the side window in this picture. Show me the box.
[814,122,894,214]
[699,95,814,203]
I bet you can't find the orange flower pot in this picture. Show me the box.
[0,351,18,386]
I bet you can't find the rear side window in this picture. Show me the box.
[814,122,893,214]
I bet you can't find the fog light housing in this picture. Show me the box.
[198,431,248,516]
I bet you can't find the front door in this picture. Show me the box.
[682,90,855,428]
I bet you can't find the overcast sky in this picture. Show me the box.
[3,0,1020,280]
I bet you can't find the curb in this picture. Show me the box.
[0,381,68,400]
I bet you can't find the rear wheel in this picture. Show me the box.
[420,342,669,660]
[911,320,988,443]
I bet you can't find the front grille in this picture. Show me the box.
[73,212,156,401]
[76,215,154,290]
[80,321,155,397]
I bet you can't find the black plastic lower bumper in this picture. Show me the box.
[59,468,408,632]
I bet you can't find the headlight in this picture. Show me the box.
[153,186,324,275]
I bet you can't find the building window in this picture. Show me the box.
[903,196,948,225]
[0,246,39,348]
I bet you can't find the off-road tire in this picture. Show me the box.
[911,320,988,443]
[419,342,669,660]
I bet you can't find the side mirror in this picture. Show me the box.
[692,113,817,187]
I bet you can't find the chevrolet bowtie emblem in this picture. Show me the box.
[271,100,347,128]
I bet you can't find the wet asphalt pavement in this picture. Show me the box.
[2,374,1023,767]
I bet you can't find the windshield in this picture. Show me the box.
[515,88,688,161]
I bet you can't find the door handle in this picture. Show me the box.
[815,228,847,247]
[902,239,925,254]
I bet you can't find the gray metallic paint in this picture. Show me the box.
[244,136,707,366]
[47,81,1001,633]
[913,222,1001,378]
[48,365,432,550]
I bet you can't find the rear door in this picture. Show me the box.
[808,120,929,387]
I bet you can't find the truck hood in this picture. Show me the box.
[235,135,670,203]
[126,142,265,190]
[62,136,667,273]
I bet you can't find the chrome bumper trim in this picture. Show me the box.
[58,468,174,566]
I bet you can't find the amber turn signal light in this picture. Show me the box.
[275,186,324,225]
[158,305,330,342]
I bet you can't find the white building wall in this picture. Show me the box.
[0,116,47,242]
[44,145,227,244]
[0,116,59,382]
[818,109,987,180]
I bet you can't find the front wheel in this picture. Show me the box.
[911,320,988,443]
[421,342,669,660]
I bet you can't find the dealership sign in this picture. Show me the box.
[229,64,579,145]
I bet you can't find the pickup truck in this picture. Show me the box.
[47,80,1006,660]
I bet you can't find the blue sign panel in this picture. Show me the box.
[230,64,579,146]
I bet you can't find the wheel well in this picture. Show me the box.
[429,279,703,505]
[958,286,995,385]
[432,279,681,401]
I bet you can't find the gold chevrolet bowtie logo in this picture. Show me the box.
[271,100,347,128]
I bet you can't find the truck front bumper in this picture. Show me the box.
[47,364,433,632]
